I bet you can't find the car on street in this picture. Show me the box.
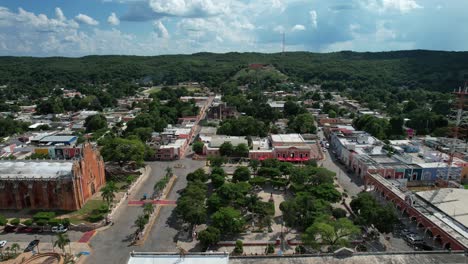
[414,243,433,251]
[51,225,68,233]
[17,226,43,233]
[400,229,412,236]
[0,240,7,248]
[3,224,16,233]
[24,239,39,252]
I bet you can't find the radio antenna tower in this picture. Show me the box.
[282,32,285,55]
[444,83,468,183]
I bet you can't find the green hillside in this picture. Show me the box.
[0,50,467,100]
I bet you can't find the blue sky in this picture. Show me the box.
[0,0,466,57]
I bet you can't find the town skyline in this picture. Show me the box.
[0,0,467,57]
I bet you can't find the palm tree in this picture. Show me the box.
[143,202,154,216]
[249,159,259,175]
[165,167,173,178]
[134,214,148,232]
[10,243,20,256]
[4,246,10,258]
[54,233,70,255]
[101,181,117,206]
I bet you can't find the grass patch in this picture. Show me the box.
[115,181,128,191]
[74,200,106,217]
[464,184,468,190]
[147,86,162,94]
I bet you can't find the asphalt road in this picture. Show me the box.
[85,159,204,264]
[318,130,363,197]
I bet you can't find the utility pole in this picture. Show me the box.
[281,32,285,56]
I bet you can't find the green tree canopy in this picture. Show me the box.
[100,137,147,165]
[303,217,359,251]
[84,114,107,132]
[232,166,251,182]
[211,207,245,235]
[198,226,221,250]
[219,141,234,156]
[192,141,204,154]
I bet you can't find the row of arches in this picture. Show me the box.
[364,175,459,251]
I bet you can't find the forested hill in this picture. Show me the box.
[1,50,468,96]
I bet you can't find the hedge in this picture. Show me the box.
[33,212,56,222]
[0,215,6,226]
[48,218,61,227]
[87,213,104,223]
[98,204,109,214]
[22,219,33,226]
[35,219,48,226]
[9,218,20,226]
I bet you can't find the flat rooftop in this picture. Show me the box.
[128,252,229,264]
[271,134,304,144]
[229,253,467,264]
[417,188,468,227]
[0,161,73,180]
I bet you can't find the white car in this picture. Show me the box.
[0,240,7,248]
[51,225,67,233]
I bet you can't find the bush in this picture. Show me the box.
[48,218,61,227]
[249,176,267,186]
[22,219,33,226]
[87,213,104,223]
[332,208,348,219]
[0,215,7,226]
[233,240,243,254]
[295,245,306,254]
[35,219,47,226]
[62,218,70,227]
[356,244,367,252]
[98,204,109,214]
[265,244,275,254]
[9,218,20,226]
[33,212,56,222]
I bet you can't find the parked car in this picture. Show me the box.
[17,226,42,233]
[51,225,68,233]
[24,239,39,252]
[414,243,433,251]
[407,235,423,245]
[400,229,412,236]
[0,240,7,248]
[3,224,16,233]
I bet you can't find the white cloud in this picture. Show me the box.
[273,25,285,33]
[75,13,99,26]
[107,12,120,26]
[291,24,305,32]
[55,7,65,21]
[363,0,422,13]
[153,20,169,38]
[309,10,317,28]
[148,0,226,17]
[383,0,422,13]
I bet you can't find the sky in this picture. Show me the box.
[0,0,466,57]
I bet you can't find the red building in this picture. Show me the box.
[0,143,106,211]
[249,134,315,162]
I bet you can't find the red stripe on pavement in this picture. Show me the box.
[78,230,96,243]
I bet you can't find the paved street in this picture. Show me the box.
[85,159,204,264]
[318,130,363,197]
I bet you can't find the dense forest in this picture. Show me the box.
[1,50,468,100]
